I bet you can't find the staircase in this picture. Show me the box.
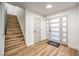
[5,14,26,55]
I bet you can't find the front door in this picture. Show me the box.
[50,17,61,43]
[46,15,68,45]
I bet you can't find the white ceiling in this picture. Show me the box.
[9,2,77,16]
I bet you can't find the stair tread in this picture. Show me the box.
[5,43,25,53]
[6,37,24,41]
[7,23,19,25]
[7,28,21,30]
[7,28,21,31]
[5,37,24,43]
[7,30,21,33]
[6,33,23,37]
[5,41,24,48]
[5,45,26,56]
[5,40,24,45]
[7,32,22,35]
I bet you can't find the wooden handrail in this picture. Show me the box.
[5,7,7,35]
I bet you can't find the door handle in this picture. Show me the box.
[49,30,51,32]
[34,30,36,33]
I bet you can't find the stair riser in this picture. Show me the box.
[6,30,21,32]
[8,22,19,23]
[7,25,20,28]
[7,29,21,31]
[7,26,20,28]
[6,36,23,39]
[7,21,19,23]
[7,28,21,30]
[7,24,19,25]
[8,22,18,23]
[7,24,19,26]
[7,32,22,35]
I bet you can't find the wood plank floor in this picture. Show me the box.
[5,40,78,56]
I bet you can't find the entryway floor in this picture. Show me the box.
[5,40,78,56]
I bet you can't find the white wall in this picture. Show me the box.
[0,3,5,56]
[6,3,26,39]
[46,5,79,49]
[77,4,79,51]
[25,9,46,46]
[6,3,17,15]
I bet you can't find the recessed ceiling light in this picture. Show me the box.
[46,4,52,9]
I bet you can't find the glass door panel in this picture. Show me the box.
[62,28,66,32]
[51,18,60,23]
[62,23,67,26]
[50,18,60,43]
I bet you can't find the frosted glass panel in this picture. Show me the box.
[51,28,60,31]
[62,23,67,26]
[51,18,60,23]
[51,23,60,27]
[63,33,67,37]
[62,16,67,22]
[62,28,66,32]
[51,36,59,40]
[51,32,59,36]
[50,18,60,42]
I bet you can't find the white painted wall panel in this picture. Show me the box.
[0,3,5,56]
